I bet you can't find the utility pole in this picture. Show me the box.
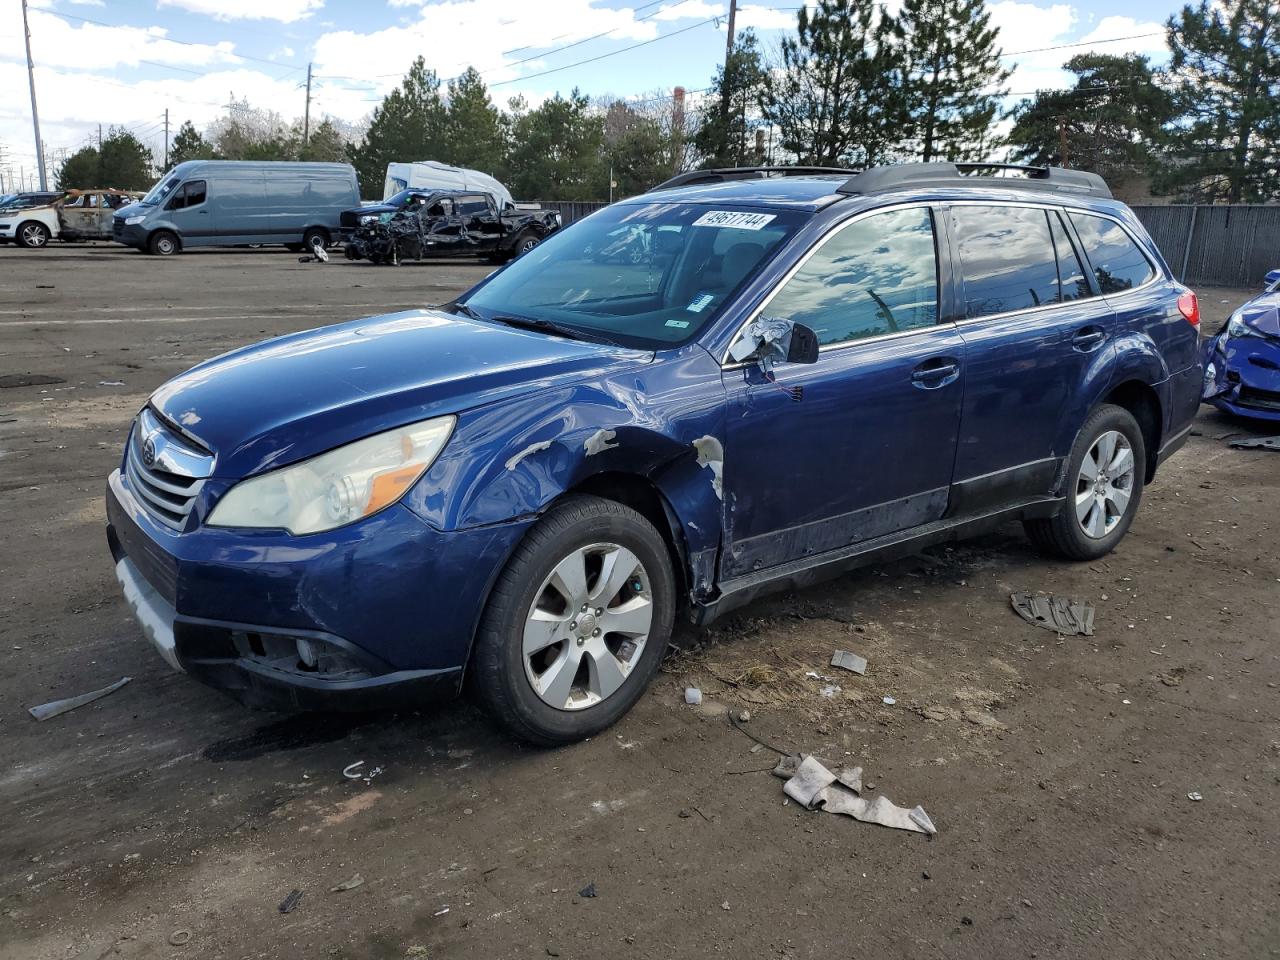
[717,0,738,163]
[21,0,47,190]
[1056,116,1069,168]
[98,123,104,186]
[163,108,169,170]
[302,62,313,148]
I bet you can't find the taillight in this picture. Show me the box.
[1177,290,1200,328]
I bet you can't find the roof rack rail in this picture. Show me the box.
[649,165,862,192]
[836,162,1111,199]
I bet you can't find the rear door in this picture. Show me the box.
[947,202,1113,512]
[457,194,501,248]
[720,204,966,577]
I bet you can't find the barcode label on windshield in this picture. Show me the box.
[692,211,777,230]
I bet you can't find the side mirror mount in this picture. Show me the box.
[727,317,819,372]
[786,323,819,364]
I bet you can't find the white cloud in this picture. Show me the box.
[312,0,670,89]
[156,0,324,24]
[68,0,107,7]
[652,1,724,21]
[0,9,238,71]
[733,4,802,32]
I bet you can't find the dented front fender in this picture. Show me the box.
[400,344,729,599]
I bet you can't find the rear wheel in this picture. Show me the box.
[148,230,179,256]
[1024,403,1145,560]
[17,221,50,249]
[471,495,675,745]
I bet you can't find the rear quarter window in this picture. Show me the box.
[1069,213,1157,294]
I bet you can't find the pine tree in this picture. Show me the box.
[168,121,215,168]
[603,100,670,197]
[58,129,154,189]
[897,0,1010,162]
[1008,53,1174,189]
[348,57,448,198]
[505,91,606,200]
[298,118,347,162]
[1163,0,1280,202]
[444,68,507,175]
[761,0,904,167]
[694,30,769,167]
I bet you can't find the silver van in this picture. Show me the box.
[112,160,360,255]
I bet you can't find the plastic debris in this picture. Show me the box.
[726,316,795,374]
[28,676,131,721]
[278,889,303,914]
[820,684,841,698]
[168,930,191,946]
[684,687,702,705]
[882,696,897,706]
[578,882,597,898]
[772,754,862,793]
[341,760,383,784]
[433,906,450,917]
[1187,791,1203,801]
[830,650,868,675]
[1229,436,1280,451]
[330,874,365,893]
[778,755,935,835]
[1010,592,1095,636]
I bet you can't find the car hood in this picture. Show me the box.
[113,201,146,220]
[1232,294,1280,339]
[149,309,649,478]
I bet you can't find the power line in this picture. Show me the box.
[1000,31,1164,58]
[490,16,720,88]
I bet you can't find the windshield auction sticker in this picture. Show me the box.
[692,211,777,230]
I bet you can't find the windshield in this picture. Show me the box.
[462,201,806,349]
[141,176,181,206]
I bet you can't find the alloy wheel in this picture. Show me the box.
[1075,430,1135,539]
[522,542,653,711]
[21,224,47,247]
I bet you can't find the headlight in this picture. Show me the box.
[1225,311,1261,339]
[360,215,375,224]
[125,215,146,225]
[207,416,455,534]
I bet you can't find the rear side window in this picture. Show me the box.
[764,207,939,346]
[952,206,1059,318]
[1069,213,1156,294]
[458,197,489,215]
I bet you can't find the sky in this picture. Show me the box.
[0,0,1178,190]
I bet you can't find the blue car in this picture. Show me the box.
[106,162,1202,744]
[1201,269,1280,421]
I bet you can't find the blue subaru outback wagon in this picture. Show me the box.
[106,162,1202,744]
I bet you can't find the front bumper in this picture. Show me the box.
[106,467,530,711]
[1202,334,1280,422]
[112,220,148,249]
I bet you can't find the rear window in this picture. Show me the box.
[952,206,1061,318]
[1069,213,1157,294]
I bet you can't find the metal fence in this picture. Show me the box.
[538,199,1278,289]
[1131,205,1280,288]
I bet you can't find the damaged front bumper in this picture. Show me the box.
[105,467,530,711]
[1201,333,1280,421]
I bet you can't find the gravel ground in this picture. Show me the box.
[0,244,1276,960]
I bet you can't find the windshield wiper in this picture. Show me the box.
[484,312,623,347]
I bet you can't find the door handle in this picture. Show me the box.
[1072,327,1107,351]
[910,358,960,389]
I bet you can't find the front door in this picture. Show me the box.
[720,205,965,579]
[165,179,213,243]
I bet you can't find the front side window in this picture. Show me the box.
[463,202,806,348]
[763,207,939,346]
[184,180,206,207]
[953,205,1061,318]
[1069,213,1156,294]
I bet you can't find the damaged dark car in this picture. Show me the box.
[105,163,1200,746]
[342,189,561,264]
[1201,268,1280,420]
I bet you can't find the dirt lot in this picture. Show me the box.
[0,244,1276,960]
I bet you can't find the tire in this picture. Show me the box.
[17,221,50,249]
[148,231,179,256]
[1024,403,1146,560]
[471,495,676,746]
[302,227,329,251]
[512,232,539,258]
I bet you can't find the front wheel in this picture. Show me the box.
[471,495,675,745]
[148,230,179,256]
[1024,403,1146,560]
[17,221,50,249]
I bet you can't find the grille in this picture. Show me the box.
[124,408,214,531]
[1239,386,1280,411]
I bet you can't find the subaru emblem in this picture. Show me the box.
[142,436,157,467]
